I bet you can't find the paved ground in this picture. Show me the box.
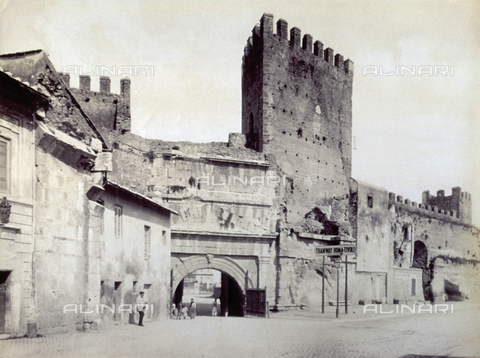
[1,302,479,358]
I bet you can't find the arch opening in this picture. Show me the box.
[172,268,244,317]
[412,240,430,300]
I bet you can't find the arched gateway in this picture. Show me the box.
[171,255,257,317]
[171,255,254,293]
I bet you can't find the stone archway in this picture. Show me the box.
[171,255,254,293]
[412,241,430,300]
[171,255,255,317]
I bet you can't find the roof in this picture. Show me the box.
[104,180,179,216]
[0,49,107,149]
[353,178,388,193]
[0,70,49,111]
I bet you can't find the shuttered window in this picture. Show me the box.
[0,140,7,192]
[144,226,151,260]
[115,205,122,237]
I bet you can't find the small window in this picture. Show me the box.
[0,139,9,192]
[162,230,167,246]
[97,199,104,235]
[115,205,122,237]
[144,225,151,260]
[367,196,373,208]
[411,278,416,296]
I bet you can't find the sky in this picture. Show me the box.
[1,0,479,225]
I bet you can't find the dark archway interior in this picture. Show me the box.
[412,241,428,268]
[172,271,244,317]
[412,241,430,300]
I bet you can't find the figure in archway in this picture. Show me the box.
[189,298,196,319]
[212,298,218,317]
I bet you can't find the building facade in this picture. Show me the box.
[1,13,479,335]
[0,51,175,336]
[0,70,48,336]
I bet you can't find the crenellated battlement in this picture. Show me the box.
[243,14,354,75]
[242,13,354,221]
[389,188,472,225]
[65,74,131,133]
[61,73,131,97]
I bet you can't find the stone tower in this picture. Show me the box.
[422,187,472,224]
[242,14,354,224]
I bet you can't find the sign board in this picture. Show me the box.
[315,245,355,256]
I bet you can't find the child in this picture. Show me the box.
[182,304,188,319]
[212,298,218,317]
[177,303,183,320]
[171,303,177,319]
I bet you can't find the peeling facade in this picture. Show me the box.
[0,70,48,336]
[0,51,175,337]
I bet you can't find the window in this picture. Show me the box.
[367,196,373,208]
[411,278,416,296]
[162,230,167,246]
[0,140,8,192]
[144,225,151,260]
[97,199,104,235]
[115,205,122,237]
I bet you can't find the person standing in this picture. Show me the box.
[212,298,218,317]
[182,304,188,319]
[136,291,147,326]
[177,302,183,320]
[189,298,197,319]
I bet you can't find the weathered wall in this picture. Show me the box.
[392,268,424,303]
[33,146,94,334]
[242,14,353,226]
[430,258,480,302]
[0,101,36,336]
[70,76,131,135]
[355,181,390,272]
[389,198,480,301]
[99,186,171,325]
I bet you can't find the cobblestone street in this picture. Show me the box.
[1,303,479,358]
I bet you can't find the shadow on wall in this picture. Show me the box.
[444,279,464,301]
[297,207,339,235]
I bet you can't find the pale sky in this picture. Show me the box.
[1,0,479,225]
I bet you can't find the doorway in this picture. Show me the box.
[0,271,10,334]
